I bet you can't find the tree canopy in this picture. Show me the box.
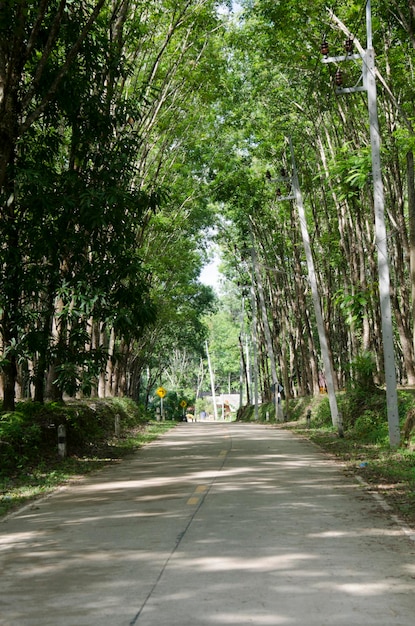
[1,0,415,430]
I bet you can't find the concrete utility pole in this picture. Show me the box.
[288,138,340,430]
[322,0,400,447]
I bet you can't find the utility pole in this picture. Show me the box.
[239,296,245,410]
[245,334,251,403]
[321,0,400,447]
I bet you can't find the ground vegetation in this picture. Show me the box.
[0,397,175,517]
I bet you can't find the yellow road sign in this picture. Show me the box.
[180,400,187,408]
[156,386,167,398]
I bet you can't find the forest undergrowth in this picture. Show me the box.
[0,398,176,518]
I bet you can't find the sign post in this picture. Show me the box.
[156,386,167,420]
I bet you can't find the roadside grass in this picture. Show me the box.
[0,415,176,518]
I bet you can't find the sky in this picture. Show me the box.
[200,254,221,291]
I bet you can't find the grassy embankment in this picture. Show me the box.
[0,398,176,518]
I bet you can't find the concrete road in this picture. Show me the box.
[1,422,415,626]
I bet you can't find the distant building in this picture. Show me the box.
[205,393,240,418]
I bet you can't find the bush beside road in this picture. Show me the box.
[0,398,176,518]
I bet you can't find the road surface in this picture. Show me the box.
[1,422,415,625]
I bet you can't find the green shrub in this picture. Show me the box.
[349,351,377,391]
[258,402,275,421]
[285,397,311,421]
[237,404,255,421]
[397,391,415,422]
[312,396,332,427]
[0,398,148,474]
[110,397,142,425]
[338,387,385,430]
[0,412,42,470]
[353,409,388,443]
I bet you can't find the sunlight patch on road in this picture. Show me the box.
[309,528,406,538]
[171,553,317,573]
[209,614,292,624]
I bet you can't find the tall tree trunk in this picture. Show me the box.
[45,298,65,402]
[238,334,250,405]
[2,210,20,411]
[33,292,56,403]
[407,151,415,360]
[104,327,116,397]
[2,355,17,411]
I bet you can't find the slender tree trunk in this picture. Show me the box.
[2,217,20,411]
[392,292,415,384]
[407,151,415,361]
[33,337,48,404]
[45,298,65,402]
[2,355,17,411]
[239,334,250,405]
[105,327,116,397]
[33,291,56,403]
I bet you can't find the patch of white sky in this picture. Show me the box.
[199,224,222,292]
[199,213,232,293]
[199,247,222,291]
[217,1,243,17]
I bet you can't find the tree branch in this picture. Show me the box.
[20,0,107,134]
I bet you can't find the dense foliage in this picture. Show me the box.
[2,1,415,445]
[209,0,415,419]
[0,0,221,410]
